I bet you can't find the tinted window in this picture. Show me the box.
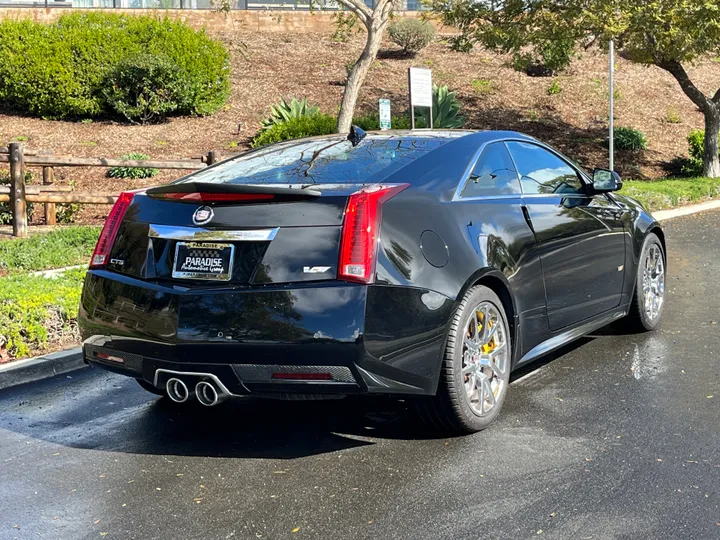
[179,135,462,186]
[460,142,521,197]
[505,142,584,195]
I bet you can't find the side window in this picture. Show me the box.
[460,142,521,198]
[505,141,584,195]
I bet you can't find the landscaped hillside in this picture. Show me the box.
[1,28,718,223]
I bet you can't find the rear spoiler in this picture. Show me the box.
[145,182,322,203]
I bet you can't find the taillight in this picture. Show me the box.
[89,191,136,268]
[147,192,275,203]
[338,184,409,284]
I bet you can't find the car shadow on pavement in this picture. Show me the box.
[0,324,629,461]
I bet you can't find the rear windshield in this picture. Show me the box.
[180,134,461,186]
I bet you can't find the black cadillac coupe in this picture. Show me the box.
[79,128,666,433]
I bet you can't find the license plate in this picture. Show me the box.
[172,242,234,281]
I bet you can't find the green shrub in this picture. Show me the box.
[614,127,648,151]
[108,153,159,179]
[471,79,494,96]
[665,106,681,124]
[56,204,81,224]
[260,98,320,131]
[0,13,229,120]
[0,268,85,359]
[251,114,337,148]
[104,54,183,124]
[682,129,720,176]
[547,80,562,95]
[388,18,435,56]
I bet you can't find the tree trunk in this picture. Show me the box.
[703,104,720,178]
[337,20,388,133]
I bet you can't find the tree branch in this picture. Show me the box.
[656,59,711,112]
[713,87,720,105]
[334,0,371,25]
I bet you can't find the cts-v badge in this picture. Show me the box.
[304,266,332,274]
[193,206,214,225]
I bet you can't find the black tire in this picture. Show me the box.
[136,378,166,396]
[418,285,512,434]
[626,233,666,332]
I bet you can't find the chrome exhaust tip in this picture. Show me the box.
[166,378,191,403]
[196,381,226,407]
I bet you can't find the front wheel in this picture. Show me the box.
[418,285,512,433]
[626,233,666,331]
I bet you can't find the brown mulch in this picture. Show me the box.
[1,30,717,225]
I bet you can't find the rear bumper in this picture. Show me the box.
[79,270,454,397]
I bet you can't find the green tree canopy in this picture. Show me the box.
[432,0,720,177]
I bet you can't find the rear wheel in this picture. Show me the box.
[136,378,166,396]
[419,285,511,433]
[626,233,666,331]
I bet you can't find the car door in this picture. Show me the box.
[505,141,626,331]
[454,141,549,355]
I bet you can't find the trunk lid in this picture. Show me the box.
[108,184,360,287]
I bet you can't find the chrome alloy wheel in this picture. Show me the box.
[462,302,509,417]
[643,244,665,322]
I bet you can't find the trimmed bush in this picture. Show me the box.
[104,55,183,124]
[388,18,435,56]
[0,13,229,121]
[251,114,337,148]
[107,153,159,179]
[614,127,648,151]
[682,129,720,176]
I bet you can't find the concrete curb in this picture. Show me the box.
[0,347,85,391]
[653,199,720,221]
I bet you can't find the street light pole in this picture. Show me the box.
[609,40,615,171]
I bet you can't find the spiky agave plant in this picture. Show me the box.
[260,97,320,131]
[432,85,466,129]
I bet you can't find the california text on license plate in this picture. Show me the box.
[172,242,235,281]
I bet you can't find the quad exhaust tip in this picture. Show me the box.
[166,378,191,403]
[196,381,227,407]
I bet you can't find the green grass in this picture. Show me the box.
[0,226,100,274]
[0,267,85,359]
[621,177,720,212]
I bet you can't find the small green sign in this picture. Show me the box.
[379,99,391,130]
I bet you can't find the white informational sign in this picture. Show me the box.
[409,67,433,108]
[379,99,391,130]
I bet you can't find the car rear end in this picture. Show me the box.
[79,133,460,402]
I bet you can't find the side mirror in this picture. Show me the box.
[592,168,623,193]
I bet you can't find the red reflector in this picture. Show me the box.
[150,192,275,203]
[271,372,334,381]
[90,191,138,269]
[338,184,410,284]
[95,352,124,363]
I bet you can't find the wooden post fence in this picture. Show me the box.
[42,166,56,226]
[1,147,225,237]
[8,142,27,238]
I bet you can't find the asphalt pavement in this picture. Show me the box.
[1,209,718,540]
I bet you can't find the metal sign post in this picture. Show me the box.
[379,99,391,130]
[609,40,615,171]
[408,67,433,130]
